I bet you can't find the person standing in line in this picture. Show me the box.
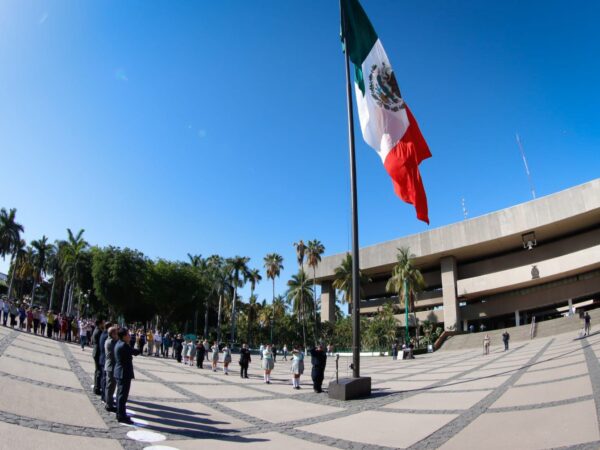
[239,343,251,379]
[163,333,171,358]
[146,330,154,357]
[211,341,219,372]
[66,315,74,342]
[203,340,210,361]
[391,342,398,360]
[182,338,190,365]
[114,328,139,424]
[2,300,9,326]
[26,307,33,333]
[153,331,162,357]
[79,318,88,350]
[39,309,47,336]
[483,333,491,355]
[32,308,40,334]
[174,334,184,363]
[188,339,197,366]
[196,339,205,369]
[92,319,105,396]
[103,325,119,412]
[262,344,274,384]
[9,302,18,329]
[290,345,304,390]
[502,331,510,351]
[310,344,327,393]
[99,322,111,402]
[18,303,26,330]
[46,310,54,338]
[584,312,592,336]
[282,344,288,361]
[222,343,232,375]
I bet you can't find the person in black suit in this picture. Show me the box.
[310,344,327,393]
[196,340,206,368]
[114,328,139,424]
[98,322,112,402]
[239,343,251,379]
[91,319,105,396]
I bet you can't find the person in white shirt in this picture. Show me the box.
[153,331,162,357]
[39,310,47,336]
[79,319,88,350]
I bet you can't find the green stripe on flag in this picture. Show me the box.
[341,0,378,95]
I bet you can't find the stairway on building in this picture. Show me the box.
[440,307,600,351]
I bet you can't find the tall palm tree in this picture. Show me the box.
[30,235,53,303]
[187,253,206,335]
[264,253,284,342]
[246,294,258,345]
[206,255,228,343]
[286,269,314,349]
[60,229,88,314]
[306,239,325,341]
[0,208,25,300]
[226,256,250,343]
[385,247,425,344]
[332,253,369,305]
[14,240,32,298]
[45,243,60,310]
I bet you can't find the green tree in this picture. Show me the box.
[286,269,314,349]
[263,252,284,342]
[363,303,398,352]
[386,247,425,344]
[226,256,250,344]
[30,235,53,303]
[60,229,89,314]
[0,208,25,300]
[306,239,325,342]
[92,246,151,322]
[332,253,370,305]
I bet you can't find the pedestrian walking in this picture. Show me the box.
[310,344,327,393]
[584,312,592,336]
[483,333,491,355]
[239,343,251,378]
[262,344,274,384]
[290,345,304,389]
[282,344,288,361]
[222,343,232,375]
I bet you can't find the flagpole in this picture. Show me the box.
[341,0,361,379]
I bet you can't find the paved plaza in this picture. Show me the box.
[0,326,599,450]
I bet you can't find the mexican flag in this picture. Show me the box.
[341,0,431,224]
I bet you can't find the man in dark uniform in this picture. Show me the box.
[98,322,112,402]
[104,325,119,412]
[239,343,251,379]
[196,339,206,368]
[91,319,105,396]
[310,344,327,393]
[114,328,139,424]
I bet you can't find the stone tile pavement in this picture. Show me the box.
[1,327,600,449]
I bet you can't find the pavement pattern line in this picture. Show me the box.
[407,339,555,450]
[581,336,600,437]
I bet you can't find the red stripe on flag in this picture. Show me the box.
[382,106,431,224]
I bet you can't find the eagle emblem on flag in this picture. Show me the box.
[368,62,405,112]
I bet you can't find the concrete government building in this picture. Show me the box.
[315,178,600,332]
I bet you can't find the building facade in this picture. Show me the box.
[314,179,600,331]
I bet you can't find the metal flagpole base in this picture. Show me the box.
[328,377,371,401]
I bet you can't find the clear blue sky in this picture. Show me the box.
[1,0,599,303]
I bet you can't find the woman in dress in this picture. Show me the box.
[182,338,190,365]
[262,344,275,383]
[221,343,232,375]
[290,345,304,389]
[188,339,197,366]
[211,341,220,372]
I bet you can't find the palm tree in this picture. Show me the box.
[306,239,325,341]
[187,253,206,335]
[60,229,89,314]
[14,240,32,298]
[385,247,425,344]
[0,208,25,300]
[286,269,314,349]
[246,294,258,344]
[332,253,370,305]
[45,243,60,310]
[206,255,229,343]
[264,253,284,342]
[226,256,250,344]
[30,235,53,303]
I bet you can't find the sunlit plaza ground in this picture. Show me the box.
[1,326,599,450]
